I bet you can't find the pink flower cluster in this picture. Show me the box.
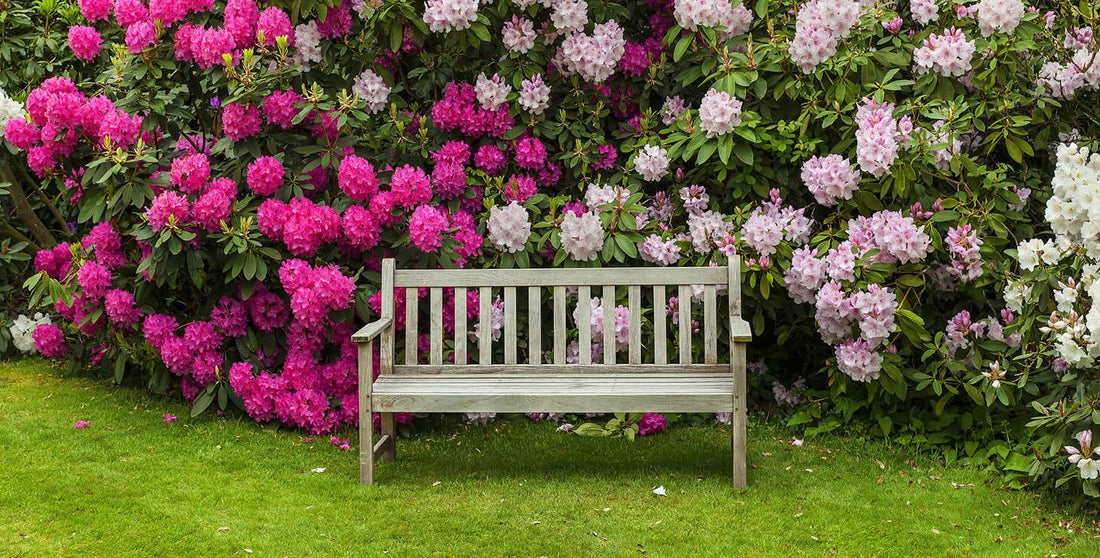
[913,27,975,78]
[789,0,862,73]
[555,21,627,84]
[698,89,743,138]
[946,223,984,281]
[855,97,901,178]
[257,197,341,256]
[5,77,143,177]
[33,323,68,358]
[740,191,813,257]
[432,81,514,139]
[800,154,861,206]
[279,259,355,330]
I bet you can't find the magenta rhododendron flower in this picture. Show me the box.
[68,26,103,62]
[163,413,178,423]
[34,323,68,358]
[73,420,91,429]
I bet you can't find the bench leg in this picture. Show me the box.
[731,341,748,489]
[380,413,396,462]
[358,341,374,486]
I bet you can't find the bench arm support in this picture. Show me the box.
[729,316,752,343]
[352,316,392,343]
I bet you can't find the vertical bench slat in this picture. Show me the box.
[504,287,517,365]
[528,287,541,364]
[602,285,615,365]
[653,285,666,365]
[578,286,591,365]
[430,287,443,365]
[553,287,566,364]
[454,287,467,365]
[704,284,717,364]
[479,287,491,364]
[405,287,417,365]
[678,285,691,364]
[381,258,395,375]
[628,285,641,364]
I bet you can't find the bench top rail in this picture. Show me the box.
[393,265,728,288]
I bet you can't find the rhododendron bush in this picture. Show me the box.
[1,0,1099,497]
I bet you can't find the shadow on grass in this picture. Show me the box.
[370,418,736,483]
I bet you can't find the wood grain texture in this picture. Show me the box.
[504,287,517,365]
[390,364,729,375]
[732,341,748,489]
[528,287,541,364]
[430,287,443,365]
[553,287,566,364]
[704,284,717,364]
[602,285,615,365]
[653,285,666,365]
[577,286,591,365]
[380,259,395,377]
[479,286,491,365]
[628,285,641,364]
[405,287,417,366]
[454,287,466,365]
[394,266,728,287]
[678,285,691,364]
[357,339,374,485]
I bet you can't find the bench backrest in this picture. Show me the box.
[376,258,744,374]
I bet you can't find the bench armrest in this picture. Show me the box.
[352,316,392,343]
[729,317,752,343]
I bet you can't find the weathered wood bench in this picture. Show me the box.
[353,258,752,487]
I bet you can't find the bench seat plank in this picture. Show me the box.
[372,373,734,413]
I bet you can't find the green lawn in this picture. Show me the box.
[0,359,1096,556]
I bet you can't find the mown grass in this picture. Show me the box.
[0,358,1096,556]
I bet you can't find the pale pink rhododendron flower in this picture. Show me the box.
[976,0,1024,36]
[1065,430,1100,479]
[800,154,860,206]
[423,0,479,33]
[560,210,604,261]
[698,89,743,138]
[634,144,669,182]
[789,0,862,73]
[487,201,532,253]
[913,27,975,78]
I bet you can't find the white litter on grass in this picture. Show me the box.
[652,486,667,497]
[791,439,804,447]
[311,467,326,473]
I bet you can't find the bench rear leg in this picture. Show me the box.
[380,413,396,462]
[731,341,748,488]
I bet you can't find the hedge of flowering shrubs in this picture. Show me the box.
[1,0,1100,497]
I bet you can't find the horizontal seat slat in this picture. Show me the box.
[393,266,728,287]
[390,364,730,375]
[373,373,734,413]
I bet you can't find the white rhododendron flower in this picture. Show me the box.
[560,210,604,261]
[634,144,669,182]
[487,201,531,253]
[8,313,52,353]
[0,86,24,127]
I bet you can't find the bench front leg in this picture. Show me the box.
[358,337,375,486]
[729,315,751,489]
[731,339,748,489]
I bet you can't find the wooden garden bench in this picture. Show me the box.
[353,258,752,487]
